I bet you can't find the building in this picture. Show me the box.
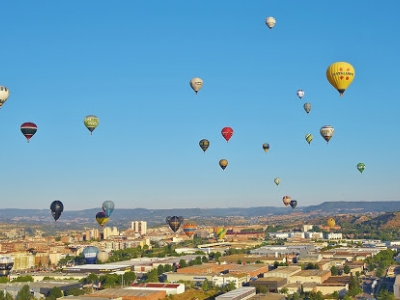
[131,221,147,235]
[215,286,256,300]
[249,277,287,293]
[394,275,400,299]
[303,225,314,232]
[103,227,119,240]
[84,228,100,241]
[263,266,302,281]
[249,294,285,300]
[324,233,343,240]
[84,288,166,300]
[127,283,185,295]
[290,270,331,284]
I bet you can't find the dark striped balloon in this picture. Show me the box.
[20,122,37,143]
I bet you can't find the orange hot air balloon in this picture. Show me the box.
[282,196,291,207]
[221,127,233,142]
[183,223,197,238]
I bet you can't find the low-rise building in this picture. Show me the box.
[127,283,184,295]
[290,270,331,284]
[263,266,302,281]
[249,277,287,293]
[215,286,256,300]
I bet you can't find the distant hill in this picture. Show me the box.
[0,201,399,226]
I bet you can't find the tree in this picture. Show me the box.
[87,273,98,283]
[292,292,299,300]
[179,259,187,268]
[344,265,351,274]
[331,291,339,299]
[330,265,339,276]
[377,290,395,300]
[157,264,165,275]
[145,269,159,283]
[123,271,136,285]
[279,287,288,296]
[347,274,362,296]
[201,256,208,263]
[255,285,267,294]
[16,285,32,300]
[237,259,242,265]
[47,287,63,300]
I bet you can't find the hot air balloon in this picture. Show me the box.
[221,127,233,142]
[20,122,37,143]
[97,251,109,263]
[50,200,64,221]
[265,17,276,29]
[84,115,99,135]
[282,196,291,207]
[183,223,197,238]
[290,200,298,209]
[199,139,210,153]
[274,177,280,186]
[215,227,226,240]
[190,78,203,94]
[305,134,313,145]
[262,143,270,153]
[320,125,334,143]
[327,217,336,228]
[219,159,228,170]
[96,212,109,227]
[303,103,311,114]
[357,163,366,174]
[102,200,115,217]
[82,246,99,264]
[326,62,355,97]
[166,216,184,233]
[0,86,10,109]
[0,257,14,277]
[297,90,305,99]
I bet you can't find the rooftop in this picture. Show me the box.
[266,266,301,275]
[293,270,330,277]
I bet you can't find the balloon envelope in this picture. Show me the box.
[166,216,184,233]
[20,122,37,143]
[303,103,311,114]
[199,139,210,152]
[305,134,313,145]
[219,159,228,170]
[0,256,14,277]
[283,196,291,207]
[215,227,226,240]
[262,143,270,153]
[265,17,276,29]
[190,78,203,94]
[96,212,109,227]
[0,86,10,108]
[82,246,99,264]
[221,127,234,142]
[297,90,305,99]
[183,223,197,238]
[290,200,298,209]
[357,163,366,174]
[102,200,115,217]
[320,125,334,143]
[274,177,280,186]
[327,218,336,228]
[326,62,355,97]
[50,200,64,221]
[84,115,99,135]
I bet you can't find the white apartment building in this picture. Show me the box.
[131,221,147,235]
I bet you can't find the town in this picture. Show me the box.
[0,218,400,300]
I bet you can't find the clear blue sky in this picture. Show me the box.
[1,1,399,210]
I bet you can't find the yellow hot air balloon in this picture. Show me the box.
[326,62,355,97]
[327,217,336,228]
[219,159,228,171]
[215,227,226,240]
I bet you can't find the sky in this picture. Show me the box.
[1,1,399,210]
